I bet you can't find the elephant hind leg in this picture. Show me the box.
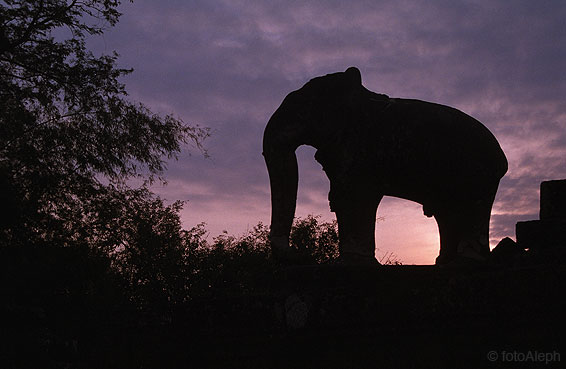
[434,190,497,265]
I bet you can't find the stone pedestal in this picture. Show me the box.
[516,179,566,250]
[170,263,566,369]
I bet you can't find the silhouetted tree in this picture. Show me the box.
[0,1,209,248]
[290,214,340,263]
[0,3,212,359]
[179,216,401,301]
[94,187,188,309]
[183,222,272,299]
[289,215,402,265]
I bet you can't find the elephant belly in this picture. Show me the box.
[318,98,507,214]
[371,101,505,192]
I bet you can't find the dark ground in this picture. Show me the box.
[2,253,565,368]
[173,263,565,369]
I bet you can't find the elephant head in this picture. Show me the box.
[263,67,507,265]
[262,68,370,259]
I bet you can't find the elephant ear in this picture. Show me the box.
[344,67,362,87]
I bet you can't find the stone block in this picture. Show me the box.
[540,179,566,220]
[516,219,566,250]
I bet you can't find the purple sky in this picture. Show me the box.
[91,0,566,264]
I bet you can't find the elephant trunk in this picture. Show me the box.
[263,149,298,252]
[263,109,303,255]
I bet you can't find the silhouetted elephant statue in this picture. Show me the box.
[263,67,507,265]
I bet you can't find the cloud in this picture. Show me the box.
[92,0,566,262]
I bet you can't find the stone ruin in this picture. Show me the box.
[516,179,566,251]
[491,179,566,265]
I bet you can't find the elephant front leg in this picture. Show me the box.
[333,194,382,265]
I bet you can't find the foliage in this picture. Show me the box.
[379,251,403,265]
[176,215,401,302]
[288,214,400,265]
[0,0,209,247]
[183,222,273,299]
[99,187,189,308]
[289,214,340,264]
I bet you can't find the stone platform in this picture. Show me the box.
[168,263,566,368]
